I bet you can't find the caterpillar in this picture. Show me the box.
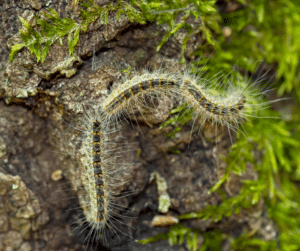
[102,71,184,128]
[76,68,278,249]
[180,79,245,118]
[179,76,248,134]
[78,106,109,232]
[103,78,179,115]
[74,102,142,250]
[76,105,124,248]
[102,70,254,131]
[90,119,106,223]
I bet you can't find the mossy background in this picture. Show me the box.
[10,0,300,250]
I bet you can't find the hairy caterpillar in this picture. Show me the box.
[102,71,184,128]
[180,79,245,120]
[77,106,111,245]
[74,104,140,250]
[103,78,179,115]
[102,70,256,131]
[76,67,279,249]
[87,119,106,223]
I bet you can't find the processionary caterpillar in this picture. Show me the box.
[77,68,277,249]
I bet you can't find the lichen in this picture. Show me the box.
[150,172,171,214]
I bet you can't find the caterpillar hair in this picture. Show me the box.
[72,64,282,249]
[102,70,185,127]
[73,103,139,249]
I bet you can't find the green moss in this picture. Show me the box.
[137,224,203,251]
[230,232,278,251]
[10,0,147,62]
[131,0,219,57]
[138,224,227,251]
[168,147,181,154]
[10,0,220,63]
[191,0,300,95]
[10,9,81,63]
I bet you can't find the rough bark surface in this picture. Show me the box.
[0,0,277,250]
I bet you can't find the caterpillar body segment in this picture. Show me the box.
[91,120,106,222]
[179,77,248,128]
[103,78,181,116]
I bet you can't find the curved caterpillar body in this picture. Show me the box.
[102,71,251,129]
[102,71,183,127]
[181,79,246,116]
[179,78,247,128]
[103,78,179,115]
[77,68,275,248]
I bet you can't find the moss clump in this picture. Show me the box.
[10,9,81,63]
[131,0,219,55]
[10,0,147,63]
[10,0,219,63]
